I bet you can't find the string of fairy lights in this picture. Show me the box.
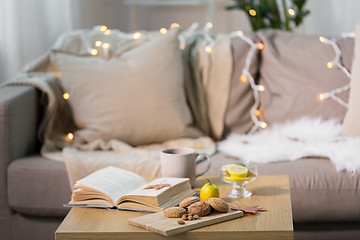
[230,31,266,134]
[318,35,354,108]
[62,20,354,142]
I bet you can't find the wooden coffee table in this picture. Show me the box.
[55,175,293,239]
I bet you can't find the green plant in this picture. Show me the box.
[226,0,310,31]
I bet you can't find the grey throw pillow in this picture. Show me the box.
[257,29,354,125]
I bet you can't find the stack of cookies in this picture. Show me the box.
[164,197,229,225]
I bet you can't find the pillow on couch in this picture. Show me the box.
[257,29,354,125]
[342,24,360,136]
[223,33,260,137]
[51,29,202,146]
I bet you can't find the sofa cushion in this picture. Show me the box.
[8,153,360,222]
[257,157,360,222]
[8,156,71,217]
[257,29,354,125]
[51,29,202,146]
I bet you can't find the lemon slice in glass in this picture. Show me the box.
[226,176,251,182]
[220,164,238,172]
[227,165,248,178]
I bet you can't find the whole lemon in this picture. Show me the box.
[200,179,220,201]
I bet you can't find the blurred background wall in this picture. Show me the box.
[1,0,360,83]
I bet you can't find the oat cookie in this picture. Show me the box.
[188,201,211,217]
[164,207,187,218]
[179,196,200,208]
[208,198,229,213]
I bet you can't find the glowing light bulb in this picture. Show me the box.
[258,85,265,91]
[206,22,213,29]
[319,36,325,43]
[90,49,98,55]
[260,122,267,129]
[237,30,243,36]
[63,92,70,100]
[95,41,102,47]
[160,28,167,34]
[257,43,264,50]
[170,23,180,28]
[133,32,141,39]
[319,93,325,101]
[288,8,295,16]
[255,109,261,117]
[327,62,333,69]
[102,43,110,49]
[240,75,248,82]
[100,25,107,32]
[249,9,257,16]
[179,44,185,50]
[205,46,212,54]
[66,133,74,141]
[104,29,111,35]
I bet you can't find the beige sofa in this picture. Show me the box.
[1,28,360,240]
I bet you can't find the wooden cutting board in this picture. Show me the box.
[128,209,244,236]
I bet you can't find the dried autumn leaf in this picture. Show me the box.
[143,184,172,190]
[230,203,267,214]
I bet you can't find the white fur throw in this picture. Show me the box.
[218,117,360,173]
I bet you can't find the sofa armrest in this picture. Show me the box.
[0,85,40,164]
[0,85,40,238]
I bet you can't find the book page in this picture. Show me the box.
[123,178,189,197]
[118,188,195,211]
[75,166,147,203]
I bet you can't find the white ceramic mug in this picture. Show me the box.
[160,147,211,187]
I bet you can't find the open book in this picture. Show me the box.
[67,166,196,212]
